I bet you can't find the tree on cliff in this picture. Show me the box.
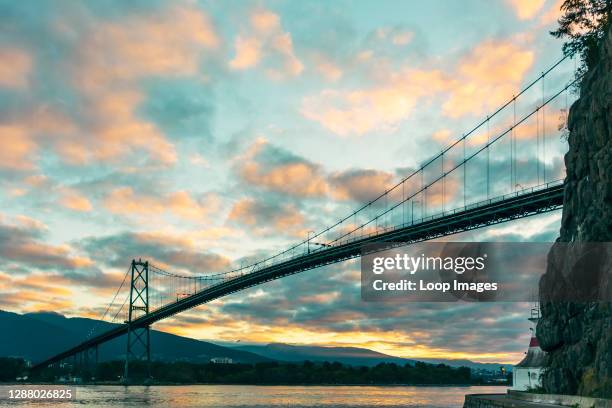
[551,0,611,75]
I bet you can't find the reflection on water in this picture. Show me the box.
[7,385,507,408]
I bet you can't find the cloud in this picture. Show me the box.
[228,198,306,238]
[301,69,451,136]
[74,4,219,90]
[315,59,343,82]
[505,0,546,20]
[229,9,303,79]
[392,31,414,46]
[229,36,261,70]
[68,4,219,165]
[59,188,93,212]
[329,169,395,202]
[0,47,32,89]
[1,4,220,169]
[442,40,534,118]
[0,268,130,313]
[539,0,565,26]
[79,231,231,274]
[301,36,535,135]
[236,139,328,198]
[0,214,92,270]
[103,187,220,223]
[432,129,453,144]
[0,125,37,170]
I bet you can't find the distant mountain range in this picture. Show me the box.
[231,343,510,371]
[0,310,268,364]
[0,310,510,372]
[233,343,414,367]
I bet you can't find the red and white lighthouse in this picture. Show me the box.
[512,306,546,390]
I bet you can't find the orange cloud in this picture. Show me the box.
[0,125,36,170]
[392,31,414,46]
[237,139,328,197]
[2,5,219,169]
[0,47,32,89]
[539,0,565,26]
[228,198,306,237]
[104,187,220,223]
[229,9,303,78]
[251,10,280,34]
[0,108,84,170]
[505,0,546,20]
[315,58,343,82]
[59,188,93,212]
[301,69,452,136]
[302,36,535,135]
[241,161,328,197]
[0,213,93,270]
[432,129,453,144]
[75,4,219,91]
[442,40,534,118]
[330,169,395,202]
[229,36,261,69]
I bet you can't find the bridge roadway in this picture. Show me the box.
[32,181,564,370]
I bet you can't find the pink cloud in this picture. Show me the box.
[228,198,306,238]
[75,4,219,91]
[1,5,220,170]
[229,9,303,79]
[315,58,343,82]
[237,139,328,198]
[229,36,262,69]
[329,169,395,202]
[59,188,93,212]
[302,35,535,136]
[0,125,36,170]
[0,48,32,89]
[301,69,452,136]
[104,187,220,223]
[505,0,546,20]
[0,214,93,270]
[442,40,534,118]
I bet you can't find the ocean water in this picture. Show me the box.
[1,385,507,407]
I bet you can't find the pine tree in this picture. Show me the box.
[551,0,611,75]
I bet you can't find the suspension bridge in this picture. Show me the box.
[31,55,579,380]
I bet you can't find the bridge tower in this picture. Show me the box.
[123,259,151,382]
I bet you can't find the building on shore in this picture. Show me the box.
[512,306,545,391]
[210,357,233,364]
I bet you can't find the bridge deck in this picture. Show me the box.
[32,181,564,370]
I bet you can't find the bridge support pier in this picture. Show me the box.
[123,259,151,383]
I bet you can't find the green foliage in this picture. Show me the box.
[26,359,479,385]
[551,0,611,77]
[0,358,27,381]
[525,384,546,393]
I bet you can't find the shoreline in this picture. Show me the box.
[1,382,507,387]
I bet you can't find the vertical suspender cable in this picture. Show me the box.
[442,151,445,212]
[542,72,546,183]
[463,135,466,207]
[537,104,540,185]
[486,116,490,199]
[513,96,517,190]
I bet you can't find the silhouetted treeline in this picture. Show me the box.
[0,358,27,381]
[29,359,475,385]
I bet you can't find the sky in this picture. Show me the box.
[0,0,577,364]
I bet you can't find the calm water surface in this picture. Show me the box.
[2,385,507,408]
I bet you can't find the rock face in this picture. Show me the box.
[537,24,612,398]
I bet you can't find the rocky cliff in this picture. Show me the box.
[537,24,612,398]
